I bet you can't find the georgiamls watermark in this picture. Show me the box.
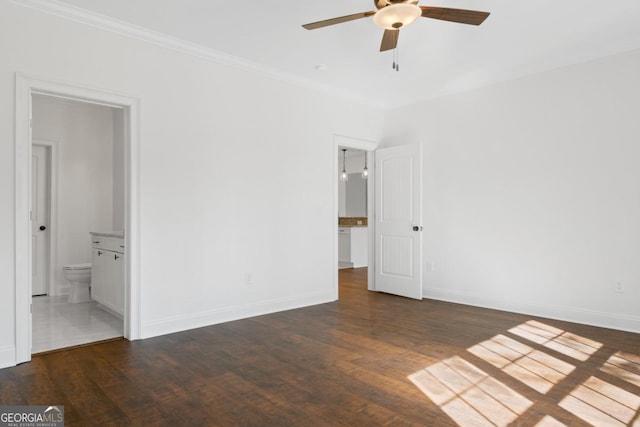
[0,406,64,427]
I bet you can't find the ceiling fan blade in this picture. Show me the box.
[302,11,375,30]
[420,6,490,26]
[380,29,399,52]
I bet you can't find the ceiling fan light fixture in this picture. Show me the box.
[373,3,421,30]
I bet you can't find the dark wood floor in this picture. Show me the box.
[2,268,639,426]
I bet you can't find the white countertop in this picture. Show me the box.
[90,230,124,238]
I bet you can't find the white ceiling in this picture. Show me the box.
[47,0,640,108]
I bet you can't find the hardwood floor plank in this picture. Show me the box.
[1,267,639,426]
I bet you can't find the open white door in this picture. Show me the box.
[375,144,422,299]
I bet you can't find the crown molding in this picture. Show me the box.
[11,0,384,109]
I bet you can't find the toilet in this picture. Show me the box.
[63,263,92,303]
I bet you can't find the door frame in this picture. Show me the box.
[14,73,141,364]
[333,134,378,299]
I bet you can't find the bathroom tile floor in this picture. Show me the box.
[32,295,123,354]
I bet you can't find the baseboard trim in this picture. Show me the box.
[339,261,354,270]
[423,287,640,334]
[142,291,336,339]
[53,283,70,296]
[0,345,16,369]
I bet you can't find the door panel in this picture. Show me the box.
[31,145,49,296]
[380,235,413,278]
[381,156,413,221]
[375,144,422,299]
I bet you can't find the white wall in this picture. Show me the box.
[384,49,640,332]
[0,2,383,367]
[32,95,116,295]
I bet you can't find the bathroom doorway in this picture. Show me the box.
[30,95,126,354]
[15,75,141,365]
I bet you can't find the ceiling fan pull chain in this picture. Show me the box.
[392,47,399,72]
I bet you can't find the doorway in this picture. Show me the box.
[30,95,125,353]
[333,137,424,302]
[333,135,377,299]
[14,74,141,365]
[338,148,370,295]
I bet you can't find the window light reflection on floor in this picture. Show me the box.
[560,376,640,426]
[509,320,602,361]
[408,355,532,427]
[409,320,640,426]
[468,334,575,393]
[533,415,566,426]
[601,351,640,388]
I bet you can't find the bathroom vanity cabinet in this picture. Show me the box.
[91,233,124,317]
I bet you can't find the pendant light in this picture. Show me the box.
[340,149,348,182]
[362,152,368,179]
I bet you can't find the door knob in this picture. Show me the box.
[412,226,423,231]
[39,225,46,231]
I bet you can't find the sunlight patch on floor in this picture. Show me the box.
[509,320,601,361]
[533,415,566,426]
[601,351,640,388]
[560,376,640,426]
[409,355,532,427]
[468,334,575,393]
[410,320,640,427]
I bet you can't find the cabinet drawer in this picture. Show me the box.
[91,236,125,253]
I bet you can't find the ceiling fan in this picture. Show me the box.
[302,0,490,53]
